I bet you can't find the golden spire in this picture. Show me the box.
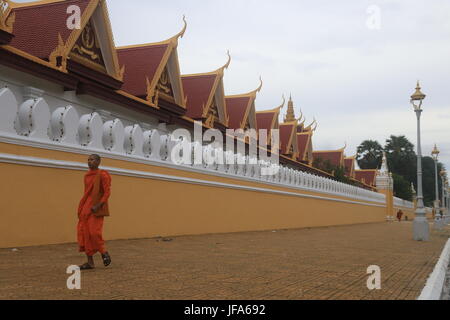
[284,94,296,122]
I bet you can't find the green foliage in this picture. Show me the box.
[313,157,356,185]
[356,140,383,169]
[356,135,447,206]
[392,173,412,201]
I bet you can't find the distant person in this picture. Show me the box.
[77,154,112,270]
[396,210,403,222]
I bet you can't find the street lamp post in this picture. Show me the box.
[431,145,440,216]
[440,170,446,216]
[410,81,429,241]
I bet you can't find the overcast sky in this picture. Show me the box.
[16,0,450,170]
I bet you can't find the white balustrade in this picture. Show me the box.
[50,106,79,144]
[78,112,103,148]
[102,119,125,153]
[0,88,18,134]
[0,88,391,205]
[124,124,144,156]
[17,98,51,139]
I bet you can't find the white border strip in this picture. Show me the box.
[417,238,450,300]
[0,152,386,208]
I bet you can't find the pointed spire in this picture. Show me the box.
[380,151,389,173]
[284,94,296,122]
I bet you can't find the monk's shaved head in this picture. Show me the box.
[88,154,101,170]
[91,154,101,161]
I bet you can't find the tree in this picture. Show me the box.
[392,173,412,201]
[313,157,356,185]
[356,140,383,169]
[354,135,446,206]
[384,135,416,184]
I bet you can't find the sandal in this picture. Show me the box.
[101,252,112,267]
[79,263,95,270]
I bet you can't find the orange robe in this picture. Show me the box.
[77,169,111,256]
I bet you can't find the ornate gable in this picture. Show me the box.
[156,66,174,100]
[205,97,220,127]
[70,19,106,73]
[49,0,123,81]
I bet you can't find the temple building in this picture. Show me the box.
[0,0,415,248]
[255,96,285,149]
[225,78,261,131]
[181,52,230,130]
[355,169,378,187]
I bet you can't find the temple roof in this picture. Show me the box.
[312,148,345,167]
[116,18,186,107]
[7,0,123,81]
[256,96,285,130]
[226,96,252,129]
[9,0,91,60]
[355,170,378,186]
[117,44,169,98]
[296,132,312,162]
[225,78,262,130]
[344,156,356,178]
[181,52,230,125]
[279,121,298,155]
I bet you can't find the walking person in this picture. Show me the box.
[396,210,403,222]
[77,154,112,270]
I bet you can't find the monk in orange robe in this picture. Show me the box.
[77,154,112,270]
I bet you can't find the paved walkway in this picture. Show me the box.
[1,222,449,300]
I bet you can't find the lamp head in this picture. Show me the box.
[411,81,426,101]
[431,144,440,159]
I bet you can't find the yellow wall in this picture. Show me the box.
[0,143,388,248]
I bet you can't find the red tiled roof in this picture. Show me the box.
[344,158,355,177]
[10,0,91,59]
[312,151,344,167]
[297,133,311,161]
[182,74,217,119]
[256,112,276,132]
[225,96,251,130]
[279,124,295,154]
[117,45,169,97]
[355,170,377,186]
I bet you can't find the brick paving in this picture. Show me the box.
[0,222,449,300]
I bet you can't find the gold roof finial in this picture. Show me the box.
[278,94,286,111]
[168,15,187,46]
[298,108,304,122]
[256,76,263,93]
[0,0,15,33]
[312,119,318,132]
[305,118,316,131]
[216,50,231,75]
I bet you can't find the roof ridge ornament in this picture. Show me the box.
[297,108,304,122]
[215,50,231,75]
[255,76,263,93]
[0,0,15,33]
[168,15,187,47]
